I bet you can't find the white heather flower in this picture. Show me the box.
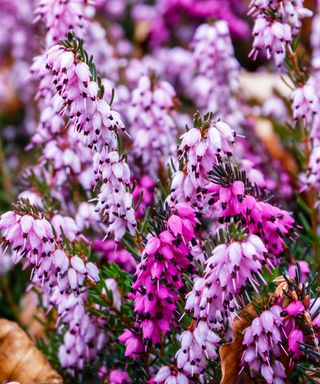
[291,82,319,125]
[249,0,312,67]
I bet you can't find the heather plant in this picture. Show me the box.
[0,1,319,384]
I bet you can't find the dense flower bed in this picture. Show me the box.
[0,0,319,383]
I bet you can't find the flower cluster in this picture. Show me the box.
[40,131,93,189]
[186,235,268,320]
[249,0,312,66]
[34,36,136,241]
[241,306,286,384]
[273,271,320,357]
[0,206,104,370]
[174,321,220,377]
[120,203,196,353]
[207,167,295,257]
[169,115,236,211]
[0,210,55,267]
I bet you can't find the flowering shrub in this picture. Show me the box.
[0,0,320,383]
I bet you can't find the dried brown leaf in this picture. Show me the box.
[0,64,22,117]
[134,21,150,43]
[0,318,62,384]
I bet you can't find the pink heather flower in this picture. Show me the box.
[310,298,320,328]
[109,369,131,384]
[248,0,312,67]
[38,128,94,189]
[93,239,136,273]
[241,305,286,384]
[57,299,106,370]
[93,150,136,242]
[288,261,310,283]
[125,56,164,88]
[132,175,155,219]
[121,205,196,349]
[43,46,125,151]
[75,202,103,231]
[154,365,189,384]
[118,329,144,358]
[288,328,304,358]
[127,75,177,177]
[18,190,44,208]
[282,301,305,316]
[45,265,105,370]
[249,17,291,67]
[207,179,295,258]
[302,141,320,194]
[98,365,108,379]
[130,233,189,344]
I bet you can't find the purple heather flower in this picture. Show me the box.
[0,211,55,268]
[0,208,106,371]
[118,329,144,358]
[241,306,286,384]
